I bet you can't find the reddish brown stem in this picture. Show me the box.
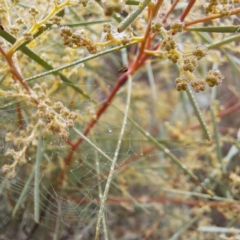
[62,71,130,179]
[184,100,240,133]
[114,146,156,172]
[0,46,32,95]
[184,8,240,27]
[224,95,238,109]
[16,103,24,129]
[142,218,162,240]
[162,0,179,23]
[61,42,161,182]
[61,1,182,175]
[148,0,180,49]
[62,0,212,179]
[0,46,75,151]
[152,0,164,18]
[180,0,196,22]
[132,7,153,71]
[69,195,240,210]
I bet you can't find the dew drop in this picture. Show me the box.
[108,128,112,133]
[11,179,17,184]
[164,149,170,154]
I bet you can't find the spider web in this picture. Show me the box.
[0,72,238,239]
[0,0,240,238]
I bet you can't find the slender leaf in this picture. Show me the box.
[12,170,34,217]
[34,131,43,223]
[186,26,240,33]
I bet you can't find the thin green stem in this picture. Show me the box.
[95,73,132,239]
[93,134,109,240]
[73,128,113,163]
[208,33,240,49]
[186,88,211,141]
[0,30,92,100]
[34,130,43,223]
[117,0,151,32]
[126,114,213,195]
[12,170,34,217]
[24,43,136,82]
[186,26,240,33]
[168,215,201,240]
[210,101,224,174]
[126,0,140,5]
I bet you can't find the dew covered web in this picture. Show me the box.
[0,63,239,239]
[0,0,240,238]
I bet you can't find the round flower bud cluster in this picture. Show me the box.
[121,35,130,45]
[205,3,217,14]
[78,0,89,7]
[36,99,78,140]
[2,123,40,179]
[30,82,78,140]
[59,27,97,54]
[219,0,229,3]
[162,36,176,51]
[86,44,98,54]
[167,50,179,63]
[5,126,37,147]
[51,16,61,26]
[183,56,198,72]
[16,18,24,25]
[102,23,113,41]
[220,7,231,17]
[28,6,39,16]
[205,0,231,15]
[0,5,6,13]
[120,27,133,45]
[170,21,184,33]
[5,79,28,98]
[151,20,162,33]
[191,79,206,92]
[103,1,123,16]
[205,70,224,87]
[209,0,218,3]
[102,24,132,45]
[192,45,208,60]
[23,31,33,41]
[175,77,188,91]
[103,23,112,33]
[2,164,17,179]
[9,26,19,36]
[60,26,72,39]
[33,82,48,100]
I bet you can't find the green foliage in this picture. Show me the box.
[1,0,240,239]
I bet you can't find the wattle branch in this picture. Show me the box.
[62,0,199,175]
